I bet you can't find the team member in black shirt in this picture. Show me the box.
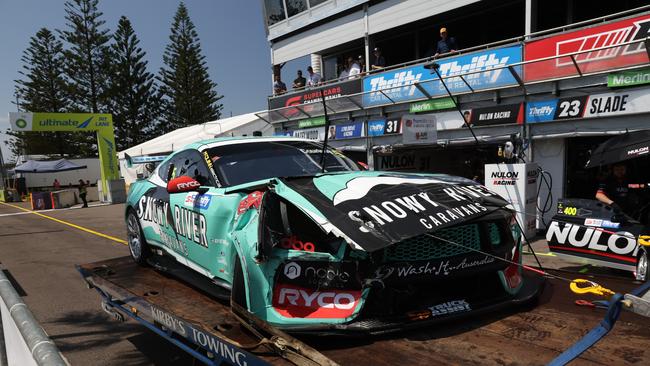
[595,163,630,213]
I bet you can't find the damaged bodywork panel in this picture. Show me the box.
[125,137,541,334]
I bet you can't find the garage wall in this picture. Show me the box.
[531,138,565,230]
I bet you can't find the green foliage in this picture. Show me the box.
[60,0,112,113]
[9,28,74,157]
[157,2,223,135]
[108,16,161,151]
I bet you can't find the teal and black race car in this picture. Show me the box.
[126,137,541,334]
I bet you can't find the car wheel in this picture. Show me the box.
[127,210,149,265]
[231,255,248,309]
[636,247,648,282]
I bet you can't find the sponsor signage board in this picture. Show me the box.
[292,127,325,141]
[401,114,437,144]
[334,121,364,139]
[524,14,650,82]
[367,119,402,136]
[362,45,522,107]
[608,68,650,88]
[268,79,362,119]
[274,130,293,136]
[409,97,456,113]
[469,103,524,126]
[298,116,325,128]
[375,151,432,172]
[9,112,119,201]
[526,88,650,123]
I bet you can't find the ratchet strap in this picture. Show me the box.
[549,279,650,366]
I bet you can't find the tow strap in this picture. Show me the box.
[549,279,650,366]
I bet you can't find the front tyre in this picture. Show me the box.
[127,210,149,265]
[635,247,648,282]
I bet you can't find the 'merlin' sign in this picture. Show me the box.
[524,14,650,82]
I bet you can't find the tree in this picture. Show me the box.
[60,0,112,114]
[58,0,113,156]
[157,2,223,134]
[108,16,160,150]
[8,28,71,157]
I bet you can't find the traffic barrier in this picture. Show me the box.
[0,269,67,366]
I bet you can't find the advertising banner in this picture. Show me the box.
[375,150,432,172]
[402,114,437,145]
[367,118,402,137]
[362,45,522,107]
[524,14,650,82]
[525,88,650,123]
[334,121,364,139]
[292,127,325,141]
[607,68,650,88]
[297,116,325,128]
[9,112,119,201]
[268,79,362,111]
[469,103,524,126]
[409,97,456,113]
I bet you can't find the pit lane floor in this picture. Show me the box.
[1,201,649,365]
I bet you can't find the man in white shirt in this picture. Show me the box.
[306,66,322,86]
[347,57,361,79]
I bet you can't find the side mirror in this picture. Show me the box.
[167,176,201,193]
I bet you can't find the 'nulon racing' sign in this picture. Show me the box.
[362,45,522,107]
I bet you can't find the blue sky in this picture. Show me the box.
[0,0,308,162]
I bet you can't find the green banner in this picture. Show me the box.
[607,68,650,88]
[298,116,326,128]
[409,97,456,113]
[9,112,119,201]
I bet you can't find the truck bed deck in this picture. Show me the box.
[78,256,650,365]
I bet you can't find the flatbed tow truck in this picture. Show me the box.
[77,255,650,366]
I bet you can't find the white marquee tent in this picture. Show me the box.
[118,111,273,184]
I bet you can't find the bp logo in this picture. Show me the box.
[15,119,27,128]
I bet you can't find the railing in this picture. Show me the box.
[268,4,650,99]
[258,36,650,123]
[0,269,67,366]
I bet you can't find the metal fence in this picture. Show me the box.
[0,269,67,366]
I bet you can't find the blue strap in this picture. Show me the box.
[548,293,623,366]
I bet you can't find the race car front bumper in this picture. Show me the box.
[282,273,545,336]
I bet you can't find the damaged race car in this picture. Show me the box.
[125,137,541,334]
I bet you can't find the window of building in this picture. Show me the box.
[264,0,287,26]
[309,0,328,7]
[286,0,309,17]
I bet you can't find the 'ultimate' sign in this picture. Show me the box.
[8,112,119,200]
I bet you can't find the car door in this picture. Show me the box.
[166,149,219,275]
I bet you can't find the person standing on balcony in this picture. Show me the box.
[348,57,361,79]
[428,27,458,58]
[338,61,349,80]
[273,75,287,95]
[292,70,306,89]
[306,66,322,87]
[371,47,386,70]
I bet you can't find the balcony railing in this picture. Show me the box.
[258,36,650,124]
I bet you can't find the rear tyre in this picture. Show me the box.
[231,255,248,309]
[127,210,149,266]
[636,247,648,282]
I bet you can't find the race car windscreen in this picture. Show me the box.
[204,141,359,186]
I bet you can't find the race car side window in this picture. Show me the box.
[167,149,216,186]
[158,161,172,182]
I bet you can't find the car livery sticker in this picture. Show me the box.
[280,173,510,252]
